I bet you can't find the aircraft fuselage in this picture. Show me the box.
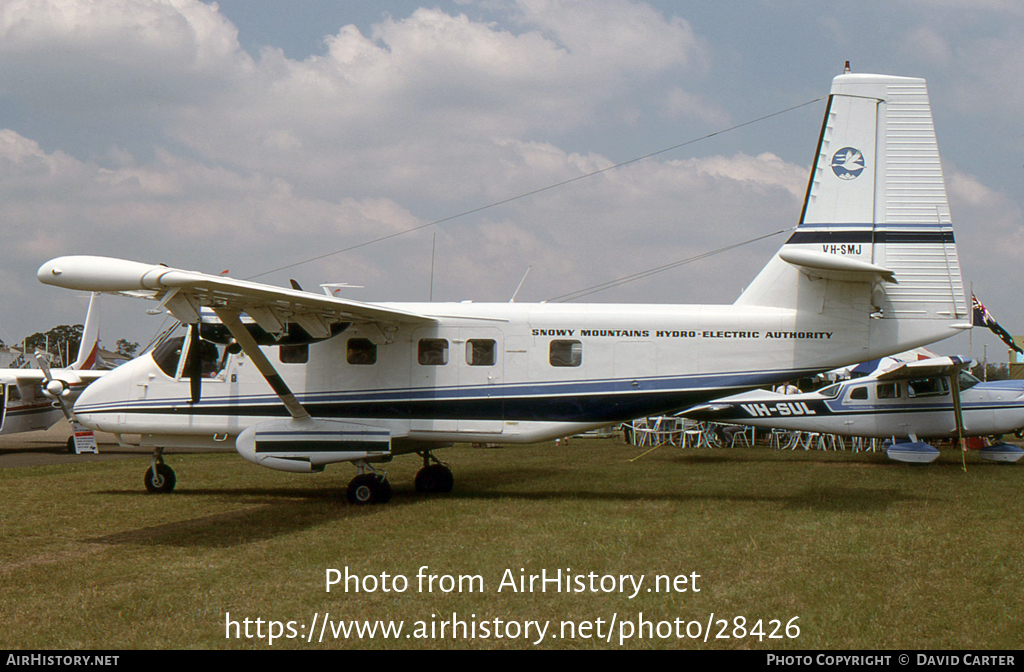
[72,301,962,453]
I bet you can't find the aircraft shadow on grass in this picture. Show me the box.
[86,477,929,548]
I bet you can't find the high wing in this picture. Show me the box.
[872,356,971,381]
[38,256,438,337]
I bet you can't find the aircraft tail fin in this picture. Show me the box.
[736,73,968,334]
[70,293,100,371]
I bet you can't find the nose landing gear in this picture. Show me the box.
[346,461,392,504]
[144,448,176,493]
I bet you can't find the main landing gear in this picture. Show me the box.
[344,453,454,505]
[144,447,176,494]
[414,451,454,494]
[346,461,392,505]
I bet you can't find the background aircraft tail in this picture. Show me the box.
[70,293,100,370]
[736,73,968,342]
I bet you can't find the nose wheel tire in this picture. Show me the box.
[144,463,177,493]
[346,474,392,505]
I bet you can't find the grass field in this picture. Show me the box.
[1,437,1022,649]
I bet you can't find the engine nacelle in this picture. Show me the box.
[43,379,69,399]
[235,418,393,473]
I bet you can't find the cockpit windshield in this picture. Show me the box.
[150,324,230,379]
[958,369,981,391]
[816,383,841,399]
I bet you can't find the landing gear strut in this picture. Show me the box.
[144,448,176,493]
[346,461,392,505]
[414,452,454,494]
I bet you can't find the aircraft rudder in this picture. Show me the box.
[71,293,100,371]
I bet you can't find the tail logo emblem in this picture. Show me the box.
[830,147,865,180]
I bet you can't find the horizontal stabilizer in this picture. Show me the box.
[779,249,896,283]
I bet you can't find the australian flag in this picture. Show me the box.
[972,293,1023,354]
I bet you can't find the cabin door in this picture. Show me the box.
[456,327,504,434]
[409,326,461,433]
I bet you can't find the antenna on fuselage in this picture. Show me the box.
[510,266,532,303]
[429,232,437,301]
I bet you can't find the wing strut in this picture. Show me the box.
[212,308,310,421]
[948,361,969,472]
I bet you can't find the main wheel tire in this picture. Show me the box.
[347,474,392,504]
[414,464,454,494]
[144,464,176,493]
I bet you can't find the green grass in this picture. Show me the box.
[1,439,1022,649]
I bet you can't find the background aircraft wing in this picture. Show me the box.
[39,256,438,337]
[873,356,971,381]
[3,370,106,385]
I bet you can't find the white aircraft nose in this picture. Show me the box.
[72,358,139,431]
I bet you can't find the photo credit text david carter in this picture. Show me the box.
[223,566,802,646]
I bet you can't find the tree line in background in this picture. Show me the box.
[0,324,138,368]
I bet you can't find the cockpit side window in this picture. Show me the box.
[152,336,186,378]
[152,331,230,379]
[849,386,868,400]
[189,339,223,377]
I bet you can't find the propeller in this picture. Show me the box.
[34,352,75,422]
[34,352,98,454]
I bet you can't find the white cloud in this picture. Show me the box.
[947,167,1024,280]
[19,0,1011,345]
[0,0,249,115]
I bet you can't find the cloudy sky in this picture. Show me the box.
[1,0,1021,361]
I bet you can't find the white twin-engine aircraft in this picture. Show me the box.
[39,73,971,503]
[0,293,103,452]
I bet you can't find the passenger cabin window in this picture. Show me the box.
[876,382,900,399]
[849,386,868,400]
[466,339,496,366]
[7,385,21,402]
[549,340,582,367]
[908,378,949,398]
[418,339,449,365]
[347,338,377,365]
[280,344,308,364]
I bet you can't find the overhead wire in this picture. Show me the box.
[247,96,825,282]
[546,225,795,303]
